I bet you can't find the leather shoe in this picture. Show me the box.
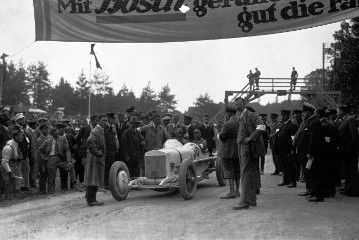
[233,203,250,210]
[287,184,296,188]
[220,193,236,199]
[308,197,324,202]
[87,200,104,206]
[256,188,260,195]
[277,183,287,186]
[298,191,311,196]
[270,172,279,175]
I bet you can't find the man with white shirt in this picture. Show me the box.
[198,114,215,154]
[1,130,24,192]
[38,127,78,194]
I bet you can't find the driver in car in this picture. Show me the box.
[192,129,208,153]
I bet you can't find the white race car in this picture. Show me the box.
[109,139,226,201]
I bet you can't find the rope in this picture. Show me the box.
[6,41,36,60]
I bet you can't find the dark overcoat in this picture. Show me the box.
[274,120,298,156]
[75,125,92,159]
[84,125,106,187]
[218,116,238,159]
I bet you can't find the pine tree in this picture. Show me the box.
[157,84,177,113]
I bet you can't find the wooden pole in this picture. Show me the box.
[89,56,92,117]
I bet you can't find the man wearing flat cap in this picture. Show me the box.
[34,118,48,141]
[38,127,80,194]
[0,114,13,193]
[336,104,359,195]
[218,106,240,199]
[13,113,32,191]
[62,118,76,136]
[294,102,326,202]
[269,113,282,175]
[274,110,298,188]
[233,97,265,210]
[122,116,144,177]
[1,130,25,192]
[57,122,78,191]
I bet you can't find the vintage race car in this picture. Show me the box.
[109,139,227,201]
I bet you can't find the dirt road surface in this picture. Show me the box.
[1,153,359,240]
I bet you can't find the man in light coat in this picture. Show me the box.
[233,97,265,210]
[84,114,107,206]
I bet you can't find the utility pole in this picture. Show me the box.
[0,53,9,110]
[88,56,92,117]
[322,43,325,90]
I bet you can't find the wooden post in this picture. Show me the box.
[0,62,4,109]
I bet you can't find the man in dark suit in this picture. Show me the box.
[336,104,359,195]
[198,114,215,154]
[269,113,282,175]
[316,107,338,197]
[75,114,97,185]
[62,118,77,136]
[168,113,187,138]
[218,106,240,199]
[259,113,270,174]
[0,114,12,194]
[275,110,298,188]
[115,112,128,162]
[26,118,38,188]
[122,116,144,178]
[233,97,265,210]
[13,113,32,191]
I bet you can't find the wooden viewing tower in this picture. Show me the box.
[213,77,341,122]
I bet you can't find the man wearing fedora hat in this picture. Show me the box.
[13,113,32,191]
[122,116,144,178]
[274,110,298,188]
[26,118,38,188]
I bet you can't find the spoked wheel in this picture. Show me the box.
[178,159,197,200]
[109,161,130,201]
[216,157,228,187]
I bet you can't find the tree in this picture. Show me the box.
[189,93,223,119]
[92,71,111,95]
[2,61,30,106]
[157,84,177,113]
[116,84,137,112]
[26,61,52,109]
[138,81,158,112]
[50,77,77,115]
[329,18,359,106]
[75,70,90,99]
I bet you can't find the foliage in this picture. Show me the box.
[50,77,78,115]
[26,61,52,110]
[138,81,158,112]
[157,84,177,113]
[328,18,359,106]
[2,61,30,106]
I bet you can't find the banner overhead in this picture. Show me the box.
[33,0,359,43]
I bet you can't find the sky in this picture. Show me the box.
[0,0,342,113]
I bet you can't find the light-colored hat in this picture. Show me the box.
[14,113,25,122]
[162,116,172,120]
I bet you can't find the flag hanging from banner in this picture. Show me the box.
[90,44,102,69]
[33,0,359,43]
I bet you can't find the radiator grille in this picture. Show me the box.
[145,155,167,179]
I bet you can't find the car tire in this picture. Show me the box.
[109,161,130,201]
[216,157,227,187]
[178,159,197,200]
